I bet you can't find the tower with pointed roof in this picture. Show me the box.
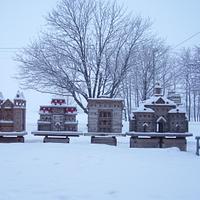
[13,91,26,131]
[0,91,26,132]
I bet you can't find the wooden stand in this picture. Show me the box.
[196,137,200,156]
[0,136,24,143]
[91,136,117,146]
[0,132,27,143]
[130,137,160,148]
[162,138,186,151]
[128,132,192,151]
[43,136,70,143]
[32,131,82,144]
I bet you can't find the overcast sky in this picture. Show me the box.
[0,0,199,122]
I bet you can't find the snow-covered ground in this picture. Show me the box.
[0,119,200,200]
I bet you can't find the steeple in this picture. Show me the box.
[14,91,26,108]
[154,82,162,96]
[0,92,4,105]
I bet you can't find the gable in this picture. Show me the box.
[156,97,165,104]
[157,116,167,123]
[1,99,14,108]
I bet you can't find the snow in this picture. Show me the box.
[157,116,167,123]
[40,105,76,108]
[64,121,78,124]
[88,97,124,101]
[0,131,27,136]
[3,106,13,109]
[134,105,155,113]
[32,130,82,136]
[144,95,176,106]
[0,118,200,200]
[126,131,192,137]
[37,121,51,124]
[0,120,14,124]
[168,106,186,113]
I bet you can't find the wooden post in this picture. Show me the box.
[196,137,200,156]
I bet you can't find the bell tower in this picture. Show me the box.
[13,91,26,131]
[154,82,162,96]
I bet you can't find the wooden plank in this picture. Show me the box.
[127,132,193,138]
[130,137,160,148]
[32,131,82,137]
[43,136,70,143]
[91,136,117,146]
[85,132,125,137]
[162,138,186,151]
[0,131,27,136]
[0,136,24,143]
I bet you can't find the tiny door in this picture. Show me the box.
[52,115,64,131]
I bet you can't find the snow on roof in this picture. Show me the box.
[15,91,25,100]
[88,98,124,101]
[0,120,14,124]
[40,105,76,108]
[51,96,66,101]
[144,95,176,106]
[142,122,149,127]
[156,116,167,123]
[168,107,186,114]
[133,105,155,113]
[155,82,162,88]
[0,92,4,100]
[130,113,135,119]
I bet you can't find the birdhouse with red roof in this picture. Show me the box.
[37,97,78,132]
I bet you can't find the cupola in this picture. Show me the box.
[154,82,162,96]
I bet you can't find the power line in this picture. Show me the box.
[173,31,200,49]
[1,31,200,52]
[0,48,23,50]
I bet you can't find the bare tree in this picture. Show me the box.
[122,37,170,120]
[177,47,200,121]
[16,0,151,113]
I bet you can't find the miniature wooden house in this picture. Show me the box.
[87,98,124,133]
[129,83,188,133]
[37,97,78,132]
[128,83,191,151]
[0,91,26,132]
